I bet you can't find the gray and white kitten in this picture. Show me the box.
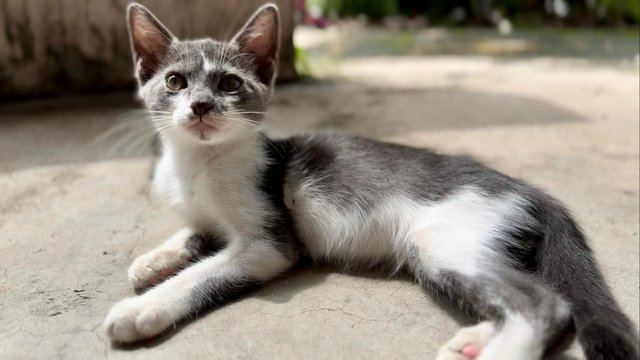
[104,3,638,359]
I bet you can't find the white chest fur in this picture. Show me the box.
[153,139,270,240]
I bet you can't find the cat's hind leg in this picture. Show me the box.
[404,227,573,360]
[422,270,573,360]
[128,228,225,289]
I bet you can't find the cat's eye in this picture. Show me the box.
[165,74,187,91]
[219,75,242,92]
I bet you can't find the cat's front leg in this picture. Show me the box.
[128,228,225,289]
[105,240,294,342]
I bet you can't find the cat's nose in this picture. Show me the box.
[190,102,214,117]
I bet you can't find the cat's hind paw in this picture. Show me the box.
[104,297,173,343]
[436,321,495,360]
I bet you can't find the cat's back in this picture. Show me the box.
[282,132,518,202]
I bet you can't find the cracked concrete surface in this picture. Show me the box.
[0,56,638,359]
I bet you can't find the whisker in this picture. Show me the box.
[224,111,266,116]
[225,117,261,126]
[122,132,155,156]
[225,52,251,64]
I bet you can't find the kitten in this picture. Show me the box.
[104,3,639,359]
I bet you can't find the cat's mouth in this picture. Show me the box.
[185,116,226,135]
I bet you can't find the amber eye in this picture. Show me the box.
[165,74,187,91]
[219,75,242,92]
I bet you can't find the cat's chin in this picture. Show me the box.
[180,120,233,144]
[185,117,227,134]
[189,121,218,133]
[174,128,240,146]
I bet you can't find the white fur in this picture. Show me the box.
[479,313,544,360]
[407,189,532,276]
[128,228,194,288]
[202,51,216,72]
[105,134,289,342]
[105,241,290,342]
[287,185,532,276]
[285,182,402,266]
[171,95,195,127]
[436,321,496,360]
[107,120,307,342]
[154,136,270,237]
[436,312,548,360]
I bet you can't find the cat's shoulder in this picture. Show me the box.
[275,132,444,161]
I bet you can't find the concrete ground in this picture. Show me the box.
[1,31,638,359]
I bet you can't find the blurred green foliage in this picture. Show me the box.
[322,0,399,20]
[294,46,313,78]
[307,0,639,25]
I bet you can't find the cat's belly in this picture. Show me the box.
[286,188,414,265]
[292,207,400,264]
[286,181,535,276]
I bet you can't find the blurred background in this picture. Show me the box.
[295,0,639,76]
[0,1,638,359]
[0,0,637,98]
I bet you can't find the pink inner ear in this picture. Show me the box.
[137,22,168,56]
[132,13,171,59]
[233,7,279,84]
[129,8,173,81]
[241,12,277,58]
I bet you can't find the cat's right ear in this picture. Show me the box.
[231,4,280,87]
[127,3,175,83]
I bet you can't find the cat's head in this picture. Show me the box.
[126,3,279,145]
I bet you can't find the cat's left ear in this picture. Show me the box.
[127,3,176,83]
[232,4,280,87]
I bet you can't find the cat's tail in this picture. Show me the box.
[537,199,639,359]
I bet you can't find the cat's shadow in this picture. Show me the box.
[113,263,331,350]
[115,265,580,360]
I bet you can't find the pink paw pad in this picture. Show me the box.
[461,344,482,359]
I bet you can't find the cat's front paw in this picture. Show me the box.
[104,297,174,343]
[128,249,189,289]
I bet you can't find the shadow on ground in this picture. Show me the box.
[0,80,584,173]
[106,265,580,360]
